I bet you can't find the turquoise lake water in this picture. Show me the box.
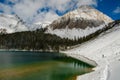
[0,51,93,80]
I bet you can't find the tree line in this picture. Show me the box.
[0,20,119,52]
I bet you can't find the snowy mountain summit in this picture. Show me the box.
[46,5,113,39]
[0,14,28,33]
[64,5,113,23]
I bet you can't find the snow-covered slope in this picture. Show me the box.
[0,13,53,33]
[34,21,51,28]
[28,21,51,31]
[62,21,120,80]
[46,5,113,40]
[0,14,28,33]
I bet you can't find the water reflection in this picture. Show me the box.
[0,51,93,80]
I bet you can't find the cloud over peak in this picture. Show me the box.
[0,0,98,23]
[113,6,120,14]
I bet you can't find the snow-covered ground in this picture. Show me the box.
[62,25,120,80]
[107,58,120,80]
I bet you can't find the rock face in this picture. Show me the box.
[0,14,28,33]
[46,5,113,40]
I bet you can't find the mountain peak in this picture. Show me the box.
[63,5,113,23]
[46,6,114,39]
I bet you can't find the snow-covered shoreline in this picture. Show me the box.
[62,25,120,80]
[61,52,110,80]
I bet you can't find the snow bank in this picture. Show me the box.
[76,65,109,80]
[62,25,120,80]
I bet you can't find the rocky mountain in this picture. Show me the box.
[46,5,113,40]
[0,14,28,34]
[0,20,119,51]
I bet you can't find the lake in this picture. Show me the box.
[0,51,93,80]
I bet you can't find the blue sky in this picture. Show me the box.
[96,0,120,20]
[0,0,120,23]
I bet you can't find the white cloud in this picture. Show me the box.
[6,0,20,3]
[13,0,43,22]
[33,11,59,23]
[0,0,98,23]
[77,0,97,7]
[113,7,120,14]
[0,3,12,14]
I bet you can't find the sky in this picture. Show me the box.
[0,0,120,23]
